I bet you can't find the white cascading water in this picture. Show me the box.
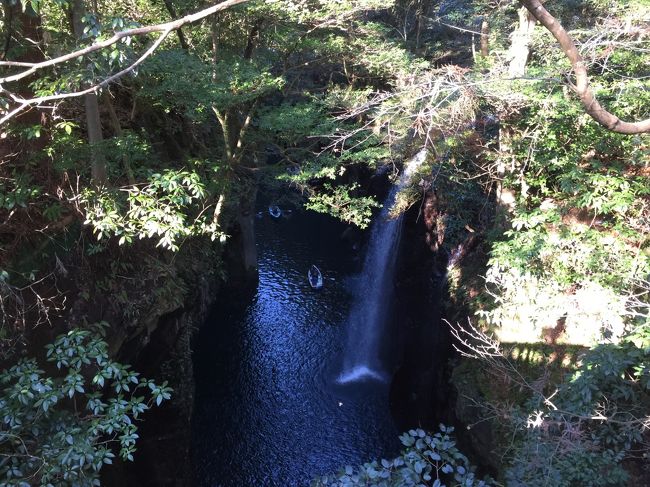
[337,149,428,384]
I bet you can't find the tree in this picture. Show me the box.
[70,0,107,184]
[507,5,536,77]
[0,0,249,125]
[450,320,650,486]
[519,0,650,134]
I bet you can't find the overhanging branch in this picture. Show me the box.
[520,0,650,134]
[0,28,172,125]
[0,0,249,125]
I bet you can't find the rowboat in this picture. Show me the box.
[308,265,323,289]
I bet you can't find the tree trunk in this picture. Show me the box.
[71,0,107,184]
[162,0,189,50]
[495,123,518,231]
[85,93,107,182]
[102,91,121,136]
[243,18,263,60]
[414,3,423,51]
[508,6,536,77]
[237,190,258,278]
[2,0,15,60]
[0,2,48,158]
[211,16,219,80]
[480,19,489,57]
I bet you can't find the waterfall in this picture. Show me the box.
[338,149,428,384]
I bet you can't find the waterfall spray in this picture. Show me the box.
[337,149,428,384]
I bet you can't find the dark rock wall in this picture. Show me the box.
[390,193,453,432]
[100,241,224,487]
[390,187,498,478]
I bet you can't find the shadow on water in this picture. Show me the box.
[191,209,401,487]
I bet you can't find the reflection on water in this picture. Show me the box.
[191,210,400,487]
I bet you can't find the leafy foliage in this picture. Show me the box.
[81,168,225,251]
[505,330,650,486]
[471,36,650,344]
[316,426,491,487]
[306,183,381,228]
[0,325,171,486]
[137,50,284,118]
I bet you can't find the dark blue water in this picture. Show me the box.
[191,210,400,487]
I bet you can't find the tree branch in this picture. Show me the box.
[519,0,650,134]
[0,0,248,82]
[0,0,250,125]
[0,28,172,125]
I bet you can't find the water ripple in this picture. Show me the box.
[192,210,400,487]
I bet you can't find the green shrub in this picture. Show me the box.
[0,325,171,486]
[315,426,491,487]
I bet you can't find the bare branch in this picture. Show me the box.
[0,29,172,125]
[0,0,249,125]
[0,0,248,83]
[422,16,483,36]
[447,318,650,431]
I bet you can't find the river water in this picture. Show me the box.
[191,209,401,486]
